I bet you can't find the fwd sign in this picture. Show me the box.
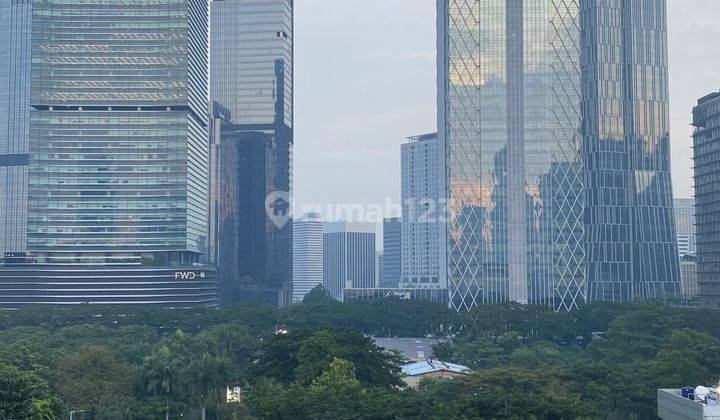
[175,272,196,280]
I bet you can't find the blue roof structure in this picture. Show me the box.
[401,359,470,377]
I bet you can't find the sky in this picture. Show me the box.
[293,0,720,221]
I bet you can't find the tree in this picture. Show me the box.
[52,346,134,419]
[141,345,176,420]
[0,363,63,420]
[186,352,232,420]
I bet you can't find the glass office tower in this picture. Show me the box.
[0,0,32,255]
[581,0,680,302]
[438,0,585,311]
[210,0,293,307]
[693,91,720,309]
[27,0,210,265]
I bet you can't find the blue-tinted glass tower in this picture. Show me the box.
[438,0,585,311]
[27,0,210,266]
[581,0,680,302]
[210,0,293,307]
[0,0,32,255]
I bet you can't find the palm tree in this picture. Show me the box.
[142,345,175,420]
[187,352,232,420]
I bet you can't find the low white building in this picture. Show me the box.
[658,388,720,420]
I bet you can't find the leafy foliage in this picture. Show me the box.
[1,299,719,419]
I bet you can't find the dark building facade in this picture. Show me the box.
[0,265,217,308]
[693,91,720,309]
[216,122,292,307]
[381,217,402,288]
[210,0,293,307]
[581,0,680,302]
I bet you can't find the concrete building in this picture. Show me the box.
[292,212,323,303]
[680,255,699,299]
[401,133,443,291]
[210,0,294,307]
[693,91,720,309]
[323,221,375,301]
[675,199,697,257]
[382,217,402,288]
[658,388,720,420]
[373,338,449,361]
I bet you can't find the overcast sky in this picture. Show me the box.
[293,0,720,220]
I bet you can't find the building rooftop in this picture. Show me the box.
[373,338,448,361]
[658,388,720,420]
[401,359,470,377]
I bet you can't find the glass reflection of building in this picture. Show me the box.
[582,0,680,302]
[210,0,293,307]
[438,0,585,311]
[0,0,31,255]
[27,0,210,266]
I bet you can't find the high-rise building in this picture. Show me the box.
[693,91,720,309]
[27,0,210,265]
[437,0,585,311]
[401,133,443,290]
[0,0,31,255]
[674,198,696,257]
[210,0,293,307]
[679,254,698,300]
[582,0,680,302]
[381,217,402,288]
[323,221,375,301]
[292,212,323,303]
[0,0,218,308]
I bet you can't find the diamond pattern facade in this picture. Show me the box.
[438,0,585,311]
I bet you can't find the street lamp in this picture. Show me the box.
[69,409,86,420]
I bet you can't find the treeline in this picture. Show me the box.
[1,287,720,419]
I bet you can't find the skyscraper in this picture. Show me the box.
[292,212,323,303]
[210,0,293,307]
[437,0,585,311]
[381,217,402,288]
[693,91,720,309]
[582,0,680,302]
[323,222,375,301]
[0,0,31,256]
[401,133,443,290]
[674,198,696,257]
[0,0,218,308]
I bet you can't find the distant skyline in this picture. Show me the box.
[294,0,719,218]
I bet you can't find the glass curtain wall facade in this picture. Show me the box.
[693,92,720,309]
[27,0,210,265]
[581,0,680,302]
[210,0,293,307]
[438,0,585,311]
[0,0,32,255]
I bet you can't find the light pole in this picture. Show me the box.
[69,409,86,420]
